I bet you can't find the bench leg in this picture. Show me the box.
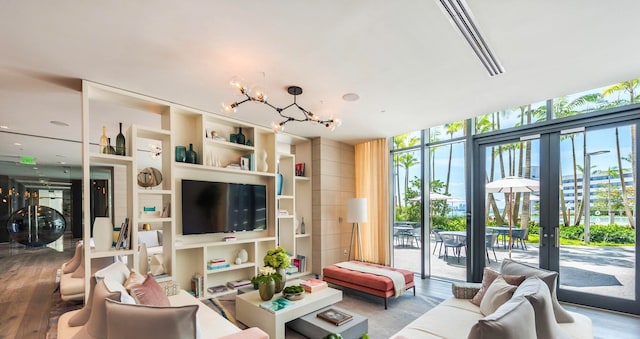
[385,297,388,309]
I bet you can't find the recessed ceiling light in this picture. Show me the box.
[14,142,21,146]
[56,154,66,158]
[50,120,69,127]
[33,167,38,170]
[342,93,360,102]
[58,161,66,165]
[0,125,8,129]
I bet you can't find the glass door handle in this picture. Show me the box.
[555,227,559,248]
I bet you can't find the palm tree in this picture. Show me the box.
[444,121,464,195]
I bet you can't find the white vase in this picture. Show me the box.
[261,149,268,172]
[93,217,113,251]
[238,249,249,263]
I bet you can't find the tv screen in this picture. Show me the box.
[181,180,267,235]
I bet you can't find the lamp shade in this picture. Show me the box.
[346,198,367,223]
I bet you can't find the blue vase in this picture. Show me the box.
[276,173,283,195]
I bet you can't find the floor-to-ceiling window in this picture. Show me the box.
[392,76,639,315]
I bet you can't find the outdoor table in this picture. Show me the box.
[487,226,514,249]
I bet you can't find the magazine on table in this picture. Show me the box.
[317,308,353,326]
[259,297,293,313]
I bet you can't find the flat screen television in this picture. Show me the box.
[181,179,267,235]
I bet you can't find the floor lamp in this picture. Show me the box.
[347,198,367,261]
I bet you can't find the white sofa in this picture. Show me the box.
[391,260,593,339]
[57,261,268,339]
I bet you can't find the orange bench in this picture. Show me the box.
[322,261,415,309]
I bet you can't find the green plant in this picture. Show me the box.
[264,247,291,268]
[250,266,282,285]
[283,285,304,293]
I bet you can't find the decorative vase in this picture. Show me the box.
[93,217,113,251]
[259,280,275,301]
[261,149,268,172]
[275,267,287,293]
[237,127,246,145]
[186,143,197,164]
[300,217,306,235]
[99,126,108,154]
[107,138,116,155]
[115,122,126,156]
[276,173,283,195]
[175,146,186,162]
[238,249,249,263]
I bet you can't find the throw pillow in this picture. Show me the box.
[468,296,537,339]
[94,260,131,285]
[68,276,96,327]
[71,279,121,339]
[63,241,83,274]
[103,278,136,304]
[513,277,572,339]
[470,267,526,306]
[123,270,146,291]
[500,259,574,323]
[130,273,170,306]
[104,299,199,339]
[479,276,517,316]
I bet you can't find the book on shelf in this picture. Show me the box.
[227,279,252,289]
[209,258,227,264]
[115,218,130,250]
[300,279,327,293]
[285,264,298,275]
[207,285,233,295]
[295,254,306,272]
[207,263,230,270]
[259,297,294,313]
[317,308,353,326]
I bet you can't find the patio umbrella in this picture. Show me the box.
[409,192,456,201]
[486,176,540,258]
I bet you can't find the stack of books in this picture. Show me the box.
[300,279,328,293]
[207,285,234,295]
[293,254,307,273]
[207,258,230,270]
[285,264,299,275]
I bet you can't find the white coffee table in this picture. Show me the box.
[236,279,342,339]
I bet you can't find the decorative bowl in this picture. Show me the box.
[283,291,305,301]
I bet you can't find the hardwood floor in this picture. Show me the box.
[0,236,638,339]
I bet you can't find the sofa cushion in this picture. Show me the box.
[104,299,199,339]
[95,260,130,285]
[168,290,243,338]
[123,270,146,291]
[479,276,517,316]
[71,280,121,339]
[103,278,136,304]
[514,277,572,339]
[130,274,170,306]
[63,241,83,274]
[500,259,574,323]
[468,296,537,339]
[471,267,526,306]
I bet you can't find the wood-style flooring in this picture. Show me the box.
[0,236,638,339]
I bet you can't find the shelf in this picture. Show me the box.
[137,189,172,195]
[205,138,255,152]
[295,176,310,181]
[207,262,256,273]
[176,236,276,249]
[277,215,294,219]
[137,217,172,223]
[135,126,171,139]
[90,248,135,258]
[286,271,311,279]
[277,195,294,200]
[89,153,134,165]
[295,233,311,239]
[174,162,274,177]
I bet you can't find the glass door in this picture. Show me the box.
[556,124,637,312]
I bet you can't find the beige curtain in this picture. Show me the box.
[355,138,390,265]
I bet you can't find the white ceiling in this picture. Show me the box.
[1,0,640,181]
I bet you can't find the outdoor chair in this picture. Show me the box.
[511,228,528,250]
[441,233,466,263]
[485,233,498,263]
[407,227,422,248]
[432,229,443,256]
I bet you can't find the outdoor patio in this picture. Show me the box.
[394,235,636,300]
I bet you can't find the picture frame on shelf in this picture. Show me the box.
[295,163,305,177]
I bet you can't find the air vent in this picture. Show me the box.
[438,0,504,76]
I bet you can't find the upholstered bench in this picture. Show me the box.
[322,261,415,309]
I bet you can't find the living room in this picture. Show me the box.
[1,1,640,338]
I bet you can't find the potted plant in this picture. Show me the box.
[251,266,282,301]
[264,247,290,293]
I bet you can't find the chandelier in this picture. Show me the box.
[221,77,341,133]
